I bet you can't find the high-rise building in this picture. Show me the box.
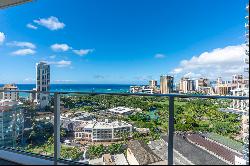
[179,77,195,94]
[35,62,50,108]
[0,102,24,147]
[232,74,244,84]
[195,78,210,91]
[232,4,249,165]
[214,77,231,96]
[242,4,249,165]
[160,75,173,94]
[149,80,157,87]
[0,84,19,101]
[217,77,223,84]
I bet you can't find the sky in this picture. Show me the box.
[0,0,248,84]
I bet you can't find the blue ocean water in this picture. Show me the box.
[0,84,132,97]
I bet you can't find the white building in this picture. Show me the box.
[130,86,155,94]
[0,99,22,106]
[230,4,249,165]
[35,62,50,108]
[179,77,195,94]
[74,119,132,142]
[0,100,24,147]
[108,106,134,115]
[195,78,210,91]
[0,84,19,101]
[88,153,128,165]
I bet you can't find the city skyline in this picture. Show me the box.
[0,0,249,84]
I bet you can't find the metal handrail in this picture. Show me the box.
[0,90,249,100]
[0,90,249,165]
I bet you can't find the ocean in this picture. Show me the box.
[0,84,133,97]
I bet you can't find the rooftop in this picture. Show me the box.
[127,140,162,165]
[108,106,134,114]
[0,0,32,9]
[2,84,18,89]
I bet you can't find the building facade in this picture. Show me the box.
[214,78,231,96]
[35,62,50,108]
[74,120,132,142]
[160,75,173,94]
[149,80,157,87]
[242,4,249,164]
[0,102,24,147]
[195,78,210,91]
[229,4,249,165]
[0,84,19,101]
[179,77,195,94]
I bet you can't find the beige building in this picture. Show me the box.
[149,80,157,87]
[215,85,230,96]
[0,84,19,101]
[215,78,231,96]
[195,78,210,91]
[160,75,173,94]
[179,77,195,93]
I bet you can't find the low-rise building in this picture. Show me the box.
[0,99,21,106]
[130,85,159,94]
[135,128,150,135]
[88,153,128,165]
[73,119,132,142]
[107,107,134,115]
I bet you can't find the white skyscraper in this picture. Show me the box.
[35,62,50,108]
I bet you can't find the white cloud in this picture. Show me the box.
[183,72,202,78]
[47,60,71,67]
[172,68,183,74]
[154,53,165,59]
[94,75,105,79]
[171,44,246,80]
[73,49,94,56]
[7,41,36,49]
[51,43,71,52]
[53,80,75,83]
[12,49,36,56]
[0,32,5,45]
[134,75,153,81]
[26,23,38,30]
[24,78,35,82]
[33,16,65,30]
[49,55,56,59]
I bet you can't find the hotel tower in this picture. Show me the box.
[35,62,50,108]
[160,75,174,94]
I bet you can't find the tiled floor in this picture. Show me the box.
[0,159,18,165]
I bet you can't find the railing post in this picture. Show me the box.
[168,96,174,165]
[54,93,60,165]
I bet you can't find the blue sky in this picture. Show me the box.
[0,0,248,84]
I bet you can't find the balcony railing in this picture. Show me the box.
[0,90,249,165]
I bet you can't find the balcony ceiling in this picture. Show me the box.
[0,0,32,9]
